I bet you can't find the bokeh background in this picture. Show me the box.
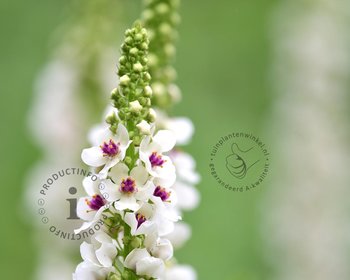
[1,0,350,279]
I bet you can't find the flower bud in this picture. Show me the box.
[107,274,121,280]
[142,9,154,21]
[156,3,169,14]
[137,120,151,135]
[130,47,138,55]
[120,75,130,85]
[159,23,172,35]
[148,108,157,122]
[129,100,143,112]
[144,85,153,97]
[133,62,143,72]
[124,156,132,165]
[119,56,126,64]
[130,236,142,248]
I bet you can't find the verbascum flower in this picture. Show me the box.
[74,23,187,280]
[82,124,131,178]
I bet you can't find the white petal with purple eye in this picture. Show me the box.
[165,117,194,146]
[153,130,176,152]
[75,201,107,234]
[154,156,176,180]
[139,149,153,175]
[77,197,96,221]
[124,212,157,236]
[81,147,107,167]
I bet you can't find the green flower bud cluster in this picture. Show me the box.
[142,0,181,109]
[110,23,154,145]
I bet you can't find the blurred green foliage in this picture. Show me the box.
[0,0,277,279]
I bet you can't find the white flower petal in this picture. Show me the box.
[124,248,150,270]
[74,221,94,234]
[99,158,119,179]
[115,123,129,147]
[94,232,114,244]
[73,261,108,280]
[102,179,121,202]
[136,256,164,278]
[83,176,100,196]
[131,165,148,186]
[136,181,154,201]
[109,162,129,181]
[166,117,194,145]
[174,181,200,211]
[151,238,173,261]
[82,147,107,167]
[164,222,192,249]
[165,265,197,280]
[114,195,140,211]
[153,156,176,182]
[88,124,109,146]
[77,197,95,221]
[140,136,151,153]
[153,130,176,152]
[95,243,117,268]
[124,212,138,235]
[80,242,100,266]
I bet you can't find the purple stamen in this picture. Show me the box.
[86,195,105,211]
[153,186,171,201]
[120,177,136,194]
[149,152,165,168]
[100,139,119,157]
[136,213,146,228]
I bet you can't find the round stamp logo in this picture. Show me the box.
[35,166,106,242]
[209,132,270,192]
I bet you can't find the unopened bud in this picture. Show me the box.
[129,100,143,112]
[137,120,151,135]
[120,75,130,85]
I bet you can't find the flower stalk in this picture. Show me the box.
[74,3,199,279]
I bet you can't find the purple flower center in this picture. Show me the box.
[153,186,171,201]
[100,139,119,157]
[120,177,136,194]
[149,152,165,168]
[136,213,146,228]
[86,195,105,211]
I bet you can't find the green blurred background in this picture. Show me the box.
[0,0,278,279]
